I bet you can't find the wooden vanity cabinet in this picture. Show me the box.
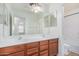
[40,40,48,56]
[0,44,25,56]
[0,38,58,56]
[8,51,25,56]
[49,38,58,56]
[24,42,39,56]
[26,48,39,56]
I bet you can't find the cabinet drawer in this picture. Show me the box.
[49,48,58,52]
[49,39,58,44]
[27,53,38,56]
[27,48,38,52]
[40,50,48,56]
[49,46,58,56]
[49,43,58,47]
[41,53,48,56]
[0,44,24,55]
[8,51,25,56]
[27,48,38,56]
[40,45,48,51]
[40,40,48,46]
[49,50,58,56]
[31,53,38,56]
[26,42,39,49]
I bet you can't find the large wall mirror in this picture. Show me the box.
[44,14,57,27]
[1,4,57,37]
[2,12,57,36]
[10,16,25,36]
[9,13,43,36]
[0,4,10,37]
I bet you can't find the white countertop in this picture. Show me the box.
[0,34,59,48]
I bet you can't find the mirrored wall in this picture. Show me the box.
[0,4,10,37]
[0,3,57,37]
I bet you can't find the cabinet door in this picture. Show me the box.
[49,39,58,56]
[40,40,48,56]
[24,42,39,56]
[8,51,25,56]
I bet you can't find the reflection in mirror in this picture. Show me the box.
[42,10,57,35]
[10,16,25,36]
[1,4,58,37]
[44,13,57,28]
[9,11,57,36]
[25,13,43,35]
[0,4,10,37]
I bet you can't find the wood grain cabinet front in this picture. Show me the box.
[8,51,25,56]
[26,42,39,49]
[40,45,48,51]
[49,39,58,56]
[24,42,39,56]
[49,38,58,44]
[0,44,25,56]
[26,48,39,56]
[40,50,48,56]
[40,40,48,56]
[0,38,58,56]
[40,40,48,46]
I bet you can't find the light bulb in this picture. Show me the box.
[31,5,43,13]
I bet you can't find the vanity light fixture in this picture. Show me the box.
[29,3,43,13]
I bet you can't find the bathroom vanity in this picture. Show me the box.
[0,38,58,56]
[0,4,63,56]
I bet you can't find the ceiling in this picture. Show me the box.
[6,3,50,17]
[0,3,62,23]
[0,3,62,18]
[6,3,60,18]
[64,3,79,15]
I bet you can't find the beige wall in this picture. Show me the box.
[64,3,79,16]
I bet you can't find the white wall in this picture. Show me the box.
[64,6,79,54]
[57,5,64,56]
[64,13,79,46]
